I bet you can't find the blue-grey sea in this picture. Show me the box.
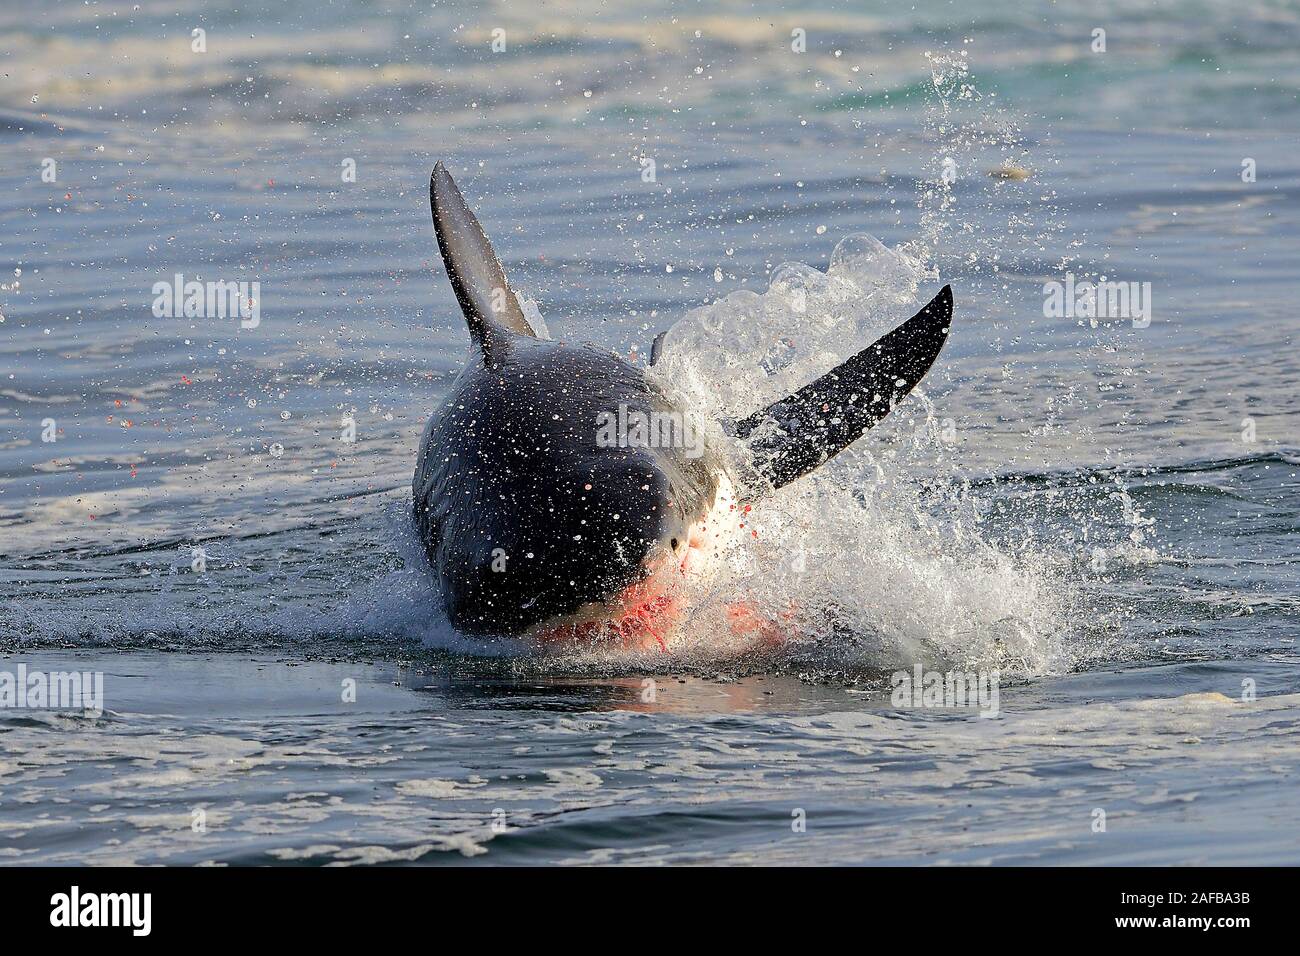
[0,0,1297,865]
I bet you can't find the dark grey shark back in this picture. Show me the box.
[418,163,721,634]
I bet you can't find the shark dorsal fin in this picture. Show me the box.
[430,162,536,360]
[649,330,668,366]
[734,285,953,489]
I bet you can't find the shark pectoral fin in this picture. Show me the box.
[430,162,537,358]
[733,285,953,490]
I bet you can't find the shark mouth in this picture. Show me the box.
[529,473,743,653]
[526,558,685,653]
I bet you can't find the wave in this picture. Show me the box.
[5,1,1300,135]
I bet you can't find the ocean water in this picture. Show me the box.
[0,0,1298,865]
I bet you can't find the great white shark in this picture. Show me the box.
[414,162,953,650]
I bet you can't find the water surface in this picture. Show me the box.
[1,0,1297,865]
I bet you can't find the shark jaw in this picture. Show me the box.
[528,471,744,653]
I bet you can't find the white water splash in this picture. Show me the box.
[640,234,1074,678]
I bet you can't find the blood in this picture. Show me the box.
[612,592,674,652]
[724,600,795,646]
[534,567,682,653]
